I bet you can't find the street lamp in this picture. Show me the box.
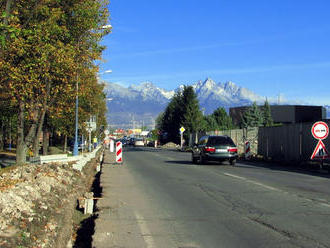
[73,74,79,156]
[73,24,111,156]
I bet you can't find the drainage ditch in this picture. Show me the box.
[73,156,103,248]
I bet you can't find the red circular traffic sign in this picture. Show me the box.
[311,121,329,140]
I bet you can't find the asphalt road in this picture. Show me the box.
[94,146,330,248]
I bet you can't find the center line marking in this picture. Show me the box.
[320,203,330,208]
[223,173,247,180]
[224,173,280,191]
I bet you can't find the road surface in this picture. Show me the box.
[93,147,330,248]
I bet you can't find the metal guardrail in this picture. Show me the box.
[0,158,16,167]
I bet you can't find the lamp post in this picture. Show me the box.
[72,24,112,156]
[73,74,79,156]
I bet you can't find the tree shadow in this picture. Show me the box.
[236,160,330,179]
[164,160,228,167]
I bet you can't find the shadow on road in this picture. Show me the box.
[121,146,330,179]
[166,158,330,179]
[164,160,230,167]
[164,160,196,166]
[236,160,330,179]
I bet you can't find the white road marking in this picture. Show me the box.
[224,173,330,207]
[223,173,246,180]
[223,173,280,192]
[320,203,330,208]
[153,153,173,161]
[134,211,156,248]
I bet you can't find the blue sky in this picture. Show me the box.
[99,0,330,105]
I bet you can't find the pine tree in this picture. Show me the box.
[212,107,234,130]
[160,91,183,143]
[204,115,218,131]
[242,102,264,128]
[263,99,273,127]
[182,86,204,137]
[159,86,204,144]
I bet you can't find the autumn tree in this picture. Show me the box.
[0,0,110,164]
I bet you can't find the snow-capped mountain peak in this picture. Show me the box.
[104,78,268,127]
[223,81,239,95]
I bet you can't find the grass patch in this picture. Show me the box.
[48,146,66,155]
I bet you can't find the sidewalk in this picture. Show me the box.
[92,149,148,248]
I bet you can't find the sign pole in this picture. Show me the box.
[310,122,329,168]
[180,132,183,150]
[179,126,185,150]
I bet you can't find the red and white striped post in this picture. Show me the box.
[245,141,251,160]
[116,141,123,163]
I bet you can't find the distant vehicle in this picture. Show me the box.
[147,140,155,147]
[120,138,128,146]
[69,137,85,151]
[129,137,135,146]
[134,138,145,147]
[191,135,238,165]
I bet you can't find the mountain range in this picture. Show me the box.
[104,78,329,129]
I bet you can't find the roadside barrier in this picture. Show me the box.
[245,141,251,159]
[116,141,123,163]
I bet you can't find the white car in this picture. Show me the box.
[134,139,145,147]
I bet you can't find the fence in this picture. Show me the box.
[190,120,330,163]
[258,120,330,162]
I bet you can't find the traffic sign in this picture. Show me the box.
[311,140,330,159]
[180,127,185,133]
[311,121,329,140]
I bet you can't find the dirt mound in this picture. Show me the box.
[0,159,98,248]
[161,142,180,149]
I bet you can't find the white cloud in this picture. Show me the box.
[98,69,113,75]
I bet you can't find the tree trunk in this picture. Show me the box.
[16,101,26,165]
[32,79,49,156]
[63,134,67,153]
[0,118,4,151]
[8,118,12,151]
[42,129,49,155]
[3,0,15,26]
[33,108,46,156]
[18,106,39,163]
[24,110,38,154]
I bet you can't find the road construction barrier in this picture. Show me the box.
[245,141,251,159]
[110,139,114,152]
[116,141,123,163]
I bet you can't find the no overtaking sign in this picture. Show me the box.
[311,121,329,140]
[310,121,329,160]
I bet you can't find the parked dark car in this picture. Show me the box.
[191,135,238,165]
